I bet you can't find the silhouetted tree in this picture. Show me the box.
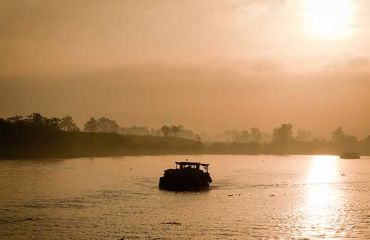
[26,113,45,127]
[364,136,370,144]
[150,128,161,136]
[48,117,61,130]
[363,136,370,154]
[332,127,345,143]
[235,130,250,143]
[60,116,80,132]
[6,115,23,123]
[84,117,98,133]
[96,117,119,133]
[272,123,293,144]
[332,127,358,152]
[161,125,171,137]
[22,113,60,131]
[171,125,180,137]
[250,127,262,143]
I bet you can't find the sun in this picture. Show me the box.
[303,0,354,39]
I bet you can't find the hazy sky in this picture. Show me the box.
[1,0,370,137]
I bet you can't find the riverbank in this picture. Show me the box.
[0,132,203,159]
[2,114,369,159]
[2,131,369,159]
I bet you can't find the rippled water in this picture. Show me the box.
[1,155,370,239]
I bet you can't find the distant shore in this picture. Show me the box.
[0,131,366,159]
[1,113,369,159]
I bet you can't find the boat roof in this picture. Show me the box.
[175,161,209,166]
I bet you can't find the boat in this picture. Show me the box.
[340,152,360,159]
[159,161,212,191]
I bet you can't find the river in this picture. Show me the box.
[1,155,370,239]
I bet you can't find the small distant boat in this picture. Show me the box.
[159,161,212,191]
[340,152,360,159]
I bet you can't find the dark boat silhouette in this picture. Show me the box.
[159,161,212,191]
[340,152,360,159]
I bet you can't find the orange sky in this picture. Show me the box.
[1,0,369,137]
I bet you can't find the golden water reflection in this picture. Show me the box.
[307,155,339,184]
[302,155,345,238]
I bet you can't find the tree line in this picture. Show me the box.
[0,113,202,158]
[0,113,369,158]
[207,123,370,155]
[0,113,198,138]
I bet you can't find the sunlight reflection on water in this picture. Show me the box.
[306,155,339,184]
[302,155,345,238]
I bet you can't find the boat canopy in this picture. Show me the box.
[175,162,209,172]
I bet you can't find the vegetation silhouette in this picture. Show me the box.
[0,113,369,159]
[59,116,80,132]
[0,113,201,158]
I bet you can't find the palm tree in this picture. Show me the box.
[84,117,98,133]
[60,116,80,132]
[6,115,23,123]
[26,113,44,125]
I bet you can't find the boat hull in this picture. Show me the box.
[159,168,212,191]
[340,153,360,159]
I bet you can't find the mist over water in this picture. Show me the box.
[1,155,370,239]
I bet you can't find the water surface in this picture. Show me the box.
[1,155,370,239]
